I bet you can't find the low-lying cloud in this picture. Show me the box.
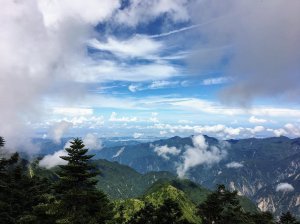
[276,183,294,192]
[177,135,228,178]
[83,133,102,150]
[154,145,181,160]
[39,141,72,169]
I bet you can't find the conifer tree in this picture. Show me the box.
[0,151,51,224]
[197,184,252,224]
[54,138,113,224]
[0,136,5,148]
[278,212,300,224]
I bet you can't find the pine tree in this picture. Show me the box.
[54,138,113,224]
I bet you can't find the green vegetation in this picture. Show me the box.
[0,136,299,224]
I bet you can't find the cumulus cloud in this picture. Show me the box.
[83,133,102,150]
[49,121,73,144]
[0,0,119,152]
[189,0,300,104]
[273,123,300,137]
[109,112,137,122]
[276,183,294,192]
[154,145,181,160]
[177,135,228,177]
[226,161,243,168]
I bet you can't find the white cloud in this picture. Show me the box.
[49,121,73,144]
[133,132,143,139]
[160,130,168,135]
[226,161,243,168]
[284,123,300,136]
[73,60,179,82]
[149,112,159,123]
[128,84,141,92]
[88,35,162,58]
[148,80,178,89]
[39,149,67,169]
[273,128,287,137]
[39,141,72,169]
[189,0,300,104]
[273,123,300,137]
[38,0,120,26]
[0,0,119,152]
[109,112,137,122]
[276,183,294,192]
[178,120,192,124]
[83,133,102,150]
[115,0,189,27]
[53,107,93,116]
[249,116,267,124]
[202,77,229,85]
[154,145,181,160]
[177,135,228,178]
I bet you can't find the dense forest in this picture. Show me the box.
[0,136,299,224]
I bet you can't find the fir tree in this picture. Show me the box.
[54,138,113,224]
[278,212,300,224]
[197,184,253,224]
[0,152,52,224]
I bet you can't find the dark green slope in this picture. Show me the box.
[93,159,175,199]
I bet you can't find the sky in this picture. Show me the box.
[1,0,300,152]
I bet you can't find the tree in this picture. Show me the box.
[251,211,275,224]
[127,199,192,224]
[278,212,300,224]
[0,136,5,148]
[197,184,253,224]
[0,152,52,224]
[54,138,113,224]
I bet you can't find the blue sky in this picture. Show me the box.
[1,0,300,150]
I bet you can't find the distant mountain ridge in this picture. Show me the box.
[35,135,300,217]
[93,135,300,217]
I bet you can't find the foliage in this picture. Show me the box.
[54,138,113,224]
[0,152,53,224]
[278,212,300,224]
[198,184,275,224]
[126,199,193,224]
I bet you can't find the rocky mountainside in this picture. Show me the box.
[90,135,300,217]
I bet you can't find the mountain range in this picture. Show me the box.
[36,135,300,217]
